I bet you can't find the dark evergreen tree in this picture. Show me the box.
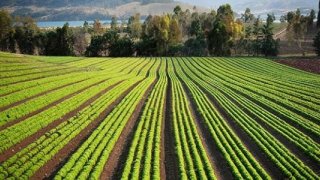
[314,31,320,56]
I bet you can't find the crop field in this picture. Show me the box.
[0,52,319,179]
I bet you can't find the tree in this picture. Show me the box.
[109,36,134,57]
[110,16,117,30]
[241,8,255,23]
[0,10,12,41]
[217,4,235,36]
[85,30,119,57]
[286,9,308,55]
[93,19,103,35]
[261,14,278,56]
[168,18,182,44]
[314,31,320,56]
[309,9,316,26]
[207,20,232,56]
[45,23,74,56]
[173,5,182,16]
[127,13,142,39]
[318,0,320,28]
[13,16,40,54]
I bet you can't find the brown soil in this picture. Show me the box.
[275,59,320,74]
[0,79,87,112]
[0,79,109,132]
[0,79,118,163]
[100,79,157,180]
[163,61,179,180]
[31,79,141,180]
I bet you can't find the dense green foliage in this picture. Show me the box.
[314,31,320,56]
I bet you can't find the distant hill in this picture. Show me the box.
[2,1,208,21]
[0,0,173,8]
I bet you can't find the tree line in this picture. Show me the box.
[0,3,319,57]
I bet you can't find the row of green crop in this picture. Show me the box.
[167,58,216,179]
[0,78,140,179]
[0,58,143,108]
[226,57,320,83]
[120,58,166,180]
[0,75,133,153]
[0,57,143,97]
[220,58,320,96]
[173,58,270,179]
[54,60,159,180]
[181,57,319,179]
[181,57,320,164]
[203,58,320,118]
[208,58,320,108]
[0,76,111,126]
[194,58,320,135]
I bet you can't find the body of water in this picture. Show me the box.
[37,20,124,28]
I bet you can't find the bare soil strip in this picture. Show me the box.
[0,79,110,131]
[163,63,180,180]
[100,79,158,180]
[180,81,230,180]
[0,80,123,163]
[160,75,167,180]
[31,80,143,180]
[275,59,320,74]
[0,79,87,112]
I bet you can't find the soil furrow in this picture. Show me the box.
[163,60,179,180]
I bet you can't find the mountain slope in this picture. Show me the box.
[0,0,173,8]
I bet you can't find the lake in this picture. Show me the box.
[37,20,125,28]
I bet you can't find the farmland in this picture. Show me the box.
[0,52,319,179]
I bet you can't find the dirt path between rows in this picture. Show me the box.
[0,79,122,163]
[163,61,179,180]
[31,79,143,179]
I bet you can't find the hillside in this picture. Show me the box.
[3,1,208,21]
[0,0,173,8]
